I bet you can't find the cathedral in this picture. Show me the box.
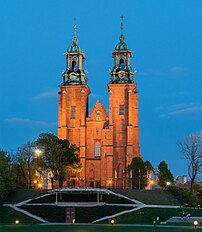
[58,19,140,189]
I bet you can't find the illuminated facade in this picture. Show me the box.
[58,19,140,188]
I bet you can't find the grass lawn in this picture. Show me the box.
[0,224,201,232]
[112,189,180,205]
[0,205,39,224]
[20,205,133,223]
[3,189,47,204]
[100,207,202,224]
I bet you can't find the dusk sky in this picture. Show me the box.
[0,0,201,178]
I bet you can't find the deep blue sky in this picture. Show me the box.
[0,0,202,178]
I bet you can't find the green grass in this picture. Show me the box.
[100,207,202,224]
[112,189,180,205]
[3,189,47,204]
[0,205,39,224]
[20,205,133,223]
[0,224,201,232]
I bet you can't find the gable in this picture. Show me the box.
[88,100,108,121]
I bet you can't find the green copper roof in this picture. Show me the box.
[115,34,129,51]
[115,42,129,50]
[67,36,82,53]
[67,44,82,53]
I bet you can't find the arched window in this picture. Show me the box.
[95,111,101,120]
[94,142,101,157]
[119,59,124,70]
[120,59,124,64]
[119,105,124,115]
[117,163,123,178]
[72,61,77,71]
[71,106,76,119]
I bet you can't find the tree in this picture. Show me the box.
[158,160,174,188]
[129,157,153,189]
[55,139,81,188]
[35,133,81,189]
[0,150,13,202]
[177,133,202,191]
[13,142,35,189]
[144,160,154,185]
[35,133,59,189]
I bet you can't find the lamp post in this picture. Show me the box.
[166,181,171,186]
[193,220,198,229]
[166,181,171,189]
[34,148,42,189]
[15,220,20,225]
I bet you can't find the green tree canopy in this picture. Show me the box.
[158,160,174,188]
[144,160,153,172]
[35,133,81,189]
[128,157,153,189]
[0,150,13,202]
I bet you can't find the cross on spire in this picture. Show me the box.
[120,15,124,34]
[72,17,78,45]
[74,17,77,37]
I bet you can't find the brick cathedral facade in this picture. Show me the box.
[58,21,140,189]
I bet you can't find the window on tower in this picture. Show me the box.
[119,105,124,115]
[119,59,125,70]
[72,61,77,71]
[71,106,76,119]
[120,59,124,64]
[94,141,101,157]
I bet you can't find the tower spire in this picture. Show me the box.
[120,15,124,35]
[119,15,125,43]
[62,18,87,86]
[74,17,77,37]
[72,17,78,45]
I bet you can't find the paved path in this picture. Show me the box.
[167,216,202,223]
[40,222,202,229]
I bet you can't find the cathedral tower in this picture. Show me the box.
[58,19,90,185]
[108,17,140,188]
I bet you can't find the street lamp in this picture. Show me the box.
[111,219,115,225]
[166,181,171,186]
[35,148,42,156]
[15,220,20,225]
[193,220,198,229]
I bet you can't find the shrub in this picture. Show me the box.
[168,186,202,207]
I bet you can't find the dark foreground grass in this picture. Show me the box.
[0,224,201,232]
[101,207,202,224]
[3,189,47,204]
[0,206,39,224]
[112,189,180,205]
[20,205,133,223]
